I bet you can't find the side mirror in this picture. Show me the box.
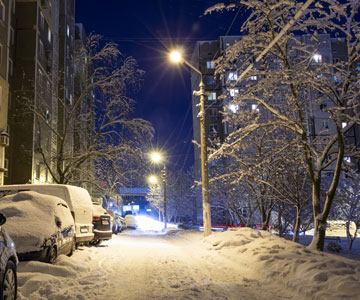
[0,213,6,226]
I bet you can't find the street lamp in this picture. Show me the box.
[169,50,212,237]
[149,151,167,229]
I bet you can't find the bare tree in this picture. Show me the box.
[207,0,360,251]
[27,34,154,188]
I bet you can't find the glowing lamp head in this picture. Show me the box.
[169,51,182,63]
[148,175,158,184]
[150,152,162,164]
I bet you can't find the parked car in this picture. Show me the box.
[0,191,75,264]
[91,202,112,245]
[124,213,138,229]
[0,212,18,300]
[106,210,124,234]
[0,184,94,247]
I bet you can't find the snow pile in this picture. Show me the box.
[204,228,360,300]
[0,191,73,253]
[17,254,109,300]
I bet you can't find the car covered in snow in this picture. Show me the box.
[124,212,138,229]
[0,191,75,264]
[0,184,94,247]
[91,201,112,245]
[0,212,18,300]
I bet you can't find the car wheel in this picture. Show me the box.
[47,246,57,264]
[1,260,17,300]
[118,223,122,233]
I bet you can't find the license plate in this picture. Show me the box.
[102,220,109,225]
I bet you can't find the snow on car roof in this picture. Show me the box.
[0,191,74,253]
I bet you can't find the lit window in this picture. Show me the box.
[208,92,216,101]
[48,28,51,42]
[344,157,351,163]
[342,122,347,128]
[228,103,239,113]
[206,61,215,69]
[230,88,239,97]
[251,104,259,112]
[228,72,237,81]
[250,75,257,81]
[66,24,70,37]
[312,54,322,63]
[333,75,339,82]
[0,1,5,22]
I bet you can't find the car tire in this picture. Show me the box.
[0,260,17,300]
[118,223,122,233]
[47,246,57,264]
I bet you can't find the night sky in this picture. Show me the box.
[75,0,243,171]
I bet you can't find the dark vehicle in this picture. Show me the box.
[0,191,76,264]
[91,203,112,245]
[0,212,18,300]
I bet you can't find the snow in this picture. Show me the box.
[0,191,74,253]
[15,228,360,300]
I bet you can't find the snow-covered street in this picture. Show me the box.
[17,228,360,300]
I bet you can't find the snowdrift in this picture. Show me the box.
[204,228,360,300]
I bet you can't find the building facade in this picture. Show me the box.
[5,0,74,184]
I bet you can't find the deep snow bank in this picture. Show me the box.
[203,228,360,300]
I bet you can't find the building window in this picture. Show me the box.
[65,88,69,100]
[38,68,43,86]
[320,103,327,111]
[228,103,239,113]
[66,24,70,37]
[228,72,237,81]
[230,88,239,97]
[8,58,13,77]
[209,124,218,136]
[251,104,259,112]
[45,109,50,123]
[342,122,347,128]
[250,75,257,81]
[208,92,216,101]
[344,157,351,163]
[0,1,5,22]
[333,58,339,64]
[206,75,216,85]
[322,120,329,129]
[312,54,322,63]
[48,28,52,43]
[208,108,217,117]
[206,61,215,69]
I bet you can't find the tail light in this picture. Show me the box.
[93,216,100,222]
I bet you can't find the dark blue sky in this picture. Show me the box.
[75,0,243,171]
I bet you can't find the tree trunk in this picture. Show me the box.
[292,206,301,243]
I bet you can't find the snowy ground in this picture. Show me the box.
[16,228,360,300]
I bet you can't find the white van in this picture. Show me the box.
[0,184,94,246]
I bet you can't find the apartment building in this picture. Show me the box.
[0,0,15,185]
[190,35,359,178]
[5,0,74,184]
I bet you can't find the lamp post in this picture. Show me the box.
[149,152,167,229]
[169,50,212,237]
